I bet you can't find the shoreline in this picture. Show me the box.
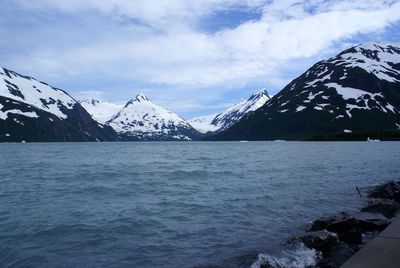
[253,180,400,268]
[341,216,400,267]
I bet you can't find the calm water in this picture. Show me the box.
[1,142,399,267]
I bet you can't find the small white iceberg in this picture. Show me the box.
[367,137,380,142]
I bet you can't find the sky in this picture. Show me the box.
[1,0,400,119]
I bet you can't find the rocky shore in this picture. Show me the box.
[259,180,400,268]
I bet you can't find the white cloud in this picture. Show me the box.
[1,0,400,117]
[11,0,264,28]
[4,0,400,87]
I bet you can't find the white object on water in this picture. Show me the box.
[367,137,380,142]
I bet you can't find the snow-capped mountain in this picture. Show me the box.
[79,98,123,124]
[108,93,200,141]
[188,89,271,133]
[212,42,400,140]
[212,89,271,131]
[0,67,119,142]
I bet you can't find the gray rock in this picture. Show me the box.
[326,213,388,245]
[285,231,338,256]
[362,199,400,218]
[368,181,400,202]
[307,212,349,232]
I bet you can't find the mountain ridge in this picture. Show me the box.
[0,67,119,142]
[211,42,400,140]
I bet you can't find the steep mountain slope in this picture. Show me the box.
[0,68,119,142]
[212,89,271,131]
[79,98,123,124]
[108,93,200,141]
[189,89,271,133]
[212,42,400,140]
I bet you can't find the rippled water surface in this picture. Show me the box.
[1,142,399,267]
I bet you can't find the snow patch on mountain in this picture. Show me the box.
[0,109,38,120]
[296,106,307,112]
[325,83,377,100]
[79,98,123,123]
[187,114,220,133]
[332,42,400,83]
[0,68,75,119]
[326,82,397,117]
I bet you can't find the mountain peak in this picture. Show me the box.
[203,88,271,132]
[249,88,270,100]
[355,41,400,50]
[337,41,400,63]
[134,93,150,102]
[108,93,199,141]
[125,93,151,106]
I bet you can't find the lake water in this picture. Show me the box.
[1,142,399,267]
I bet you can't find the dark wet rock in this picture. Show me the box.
[350,212,389,232]
[361,199,400,218]
[327,220,363,245]
[326,212,389,244]
[317,243,356,268]
[368,180,400,202]
[308,218,334,232]
[307,212,349,232]
[309,212,388,245]
[284,231,338,256]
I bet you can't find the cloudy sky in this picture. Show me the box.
[1,0,400,118]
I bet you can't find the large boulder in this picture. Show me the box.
[368,180,400,202]
[284,231,338,256]
[308,212,389,245]
[326,212,388,245]
[307,212,349,232]
[361,199,400,218]
[317,243,356,268]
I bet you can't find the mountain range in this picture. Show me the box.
[1,42,399,142]
[212,42,400,141]
[77,90,271,140]
[0,68,118,142]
